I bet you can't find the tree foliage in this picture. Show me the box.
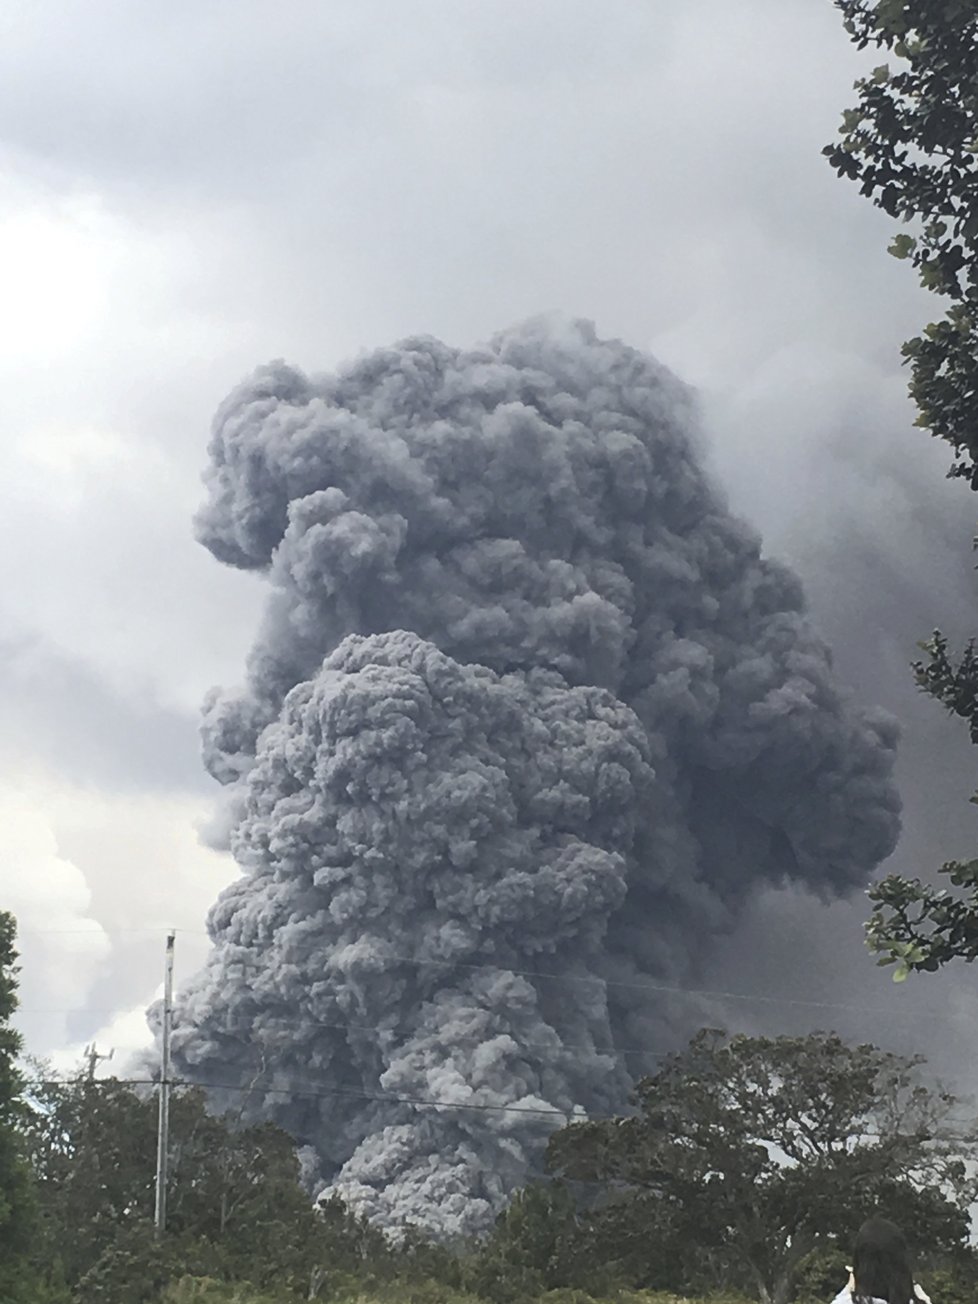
[21,1068,384,1302]
[545,1030,975,1304]
[825,0,978,481]
[23,1071,158,1285]
[467,1183,598,1304]
[827,1,978,971]
[0,911,39,1302]
[10,1026,978,1303]
[865,630,978,974]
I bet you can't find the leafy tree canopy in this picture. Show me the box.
[467,1183,595,1304]
[546,1030,975,1304]
[827,1,978,973]
[22,1069,384,1302]
[825,0,978,481]
[12,1027,978,1304]
[0,911,39,1302]
[866,630,978,975]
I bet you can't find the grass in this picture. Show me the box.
[160,1283,752,1304]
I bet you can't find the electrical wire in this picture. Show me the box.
[17,1010,680,1062]
[17,922,957,1019]
[31,1073,572,1118]
[27,1072,978,1142]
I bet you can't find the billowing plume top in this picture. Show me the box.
[196,316,898,890]
[198,317,712,703]
[172,316,902,1236]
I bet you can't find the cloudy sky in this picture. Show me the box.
[3,0,977,1084]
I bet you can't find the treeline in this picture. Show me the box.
[11,1039,978,1304]
[4,912,978,1304]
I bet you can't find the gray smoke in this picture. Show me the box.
[168,316,901,1236]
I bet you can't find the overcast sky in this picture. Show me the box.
[3,0,977,1086]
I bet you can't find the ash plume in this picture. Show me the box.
[168,316,901,1236]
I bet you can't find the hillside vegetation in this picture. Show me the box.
[4,914,978,1304]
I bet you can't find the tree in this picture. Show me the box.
[546,1030,975,1304]
[23,1070,158,1286]
[164,1089,385,1295]
[467,1183,597,1303]
[0,911,40,1301]
[22,1070,383,1300]
[825,0,978,973]
[826,0,978,482]
[864,635,978,975]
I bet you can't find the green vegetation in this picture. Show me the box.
[159,1289,750,1304]
[0,911,40,1302]
[19,1062,384,1303]
[826,0,978,484]
[546,1029,974,1304]
[826,1,978,973]
[5,951,977,1304]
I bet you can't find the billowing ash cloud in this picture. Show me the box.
[168,316,901,1236]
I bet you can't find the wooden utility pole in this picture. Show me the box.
[83,1043,113,1081]
[154,931,175,1238]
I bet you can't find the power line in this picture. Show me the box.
[16,1009,678,1061]
[32,1073,572,1119]
[33,977,974,1076]
[27,1071,978,1141]
[347,952,965,1017]
[19,1003,687,1075]
[24,990,965,1060]
[15,948,959,1020]
[22,923,978,1039]
[22,927,206,936]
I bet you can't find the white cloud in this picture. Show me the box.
[0,788,109,1053]
[45,997,160,1079]
[1,773,234,1060]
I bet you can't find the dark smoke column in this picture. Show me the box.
[170,317,901,1236]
